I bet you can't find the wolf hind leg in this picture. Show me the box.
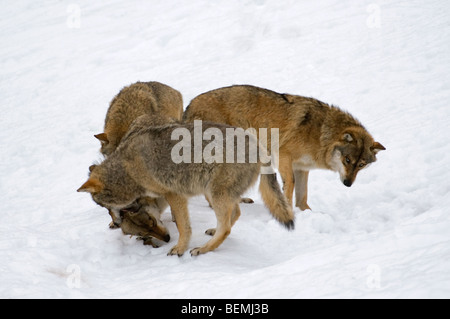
[279,156,294,207]
[192,197,238,256]
[205,195,252,209]
[205,203,241,236]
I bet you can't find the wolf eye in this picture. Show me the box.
[359,163,366,168]
[345,157,351,164]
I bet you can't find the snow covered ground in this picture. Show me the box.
[1,0,449,299]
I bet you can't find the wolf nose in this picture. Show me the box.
[163,234,171,242]
[343,179,352,187]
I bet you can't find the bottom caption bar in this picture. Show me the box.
[163,300,291,317]
[181,302,269,316]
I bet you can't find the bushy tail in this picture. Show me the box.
[259,173,295,230]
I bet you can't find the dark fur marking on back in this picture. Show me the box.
[281,94,293,104]
[299,111,311,126]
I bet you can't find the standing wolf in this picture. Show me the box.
[94,81,183,229]
[183,85,385,211]
[78,116,294,256]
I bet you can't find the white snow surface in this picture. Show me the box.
[1,0,450,299]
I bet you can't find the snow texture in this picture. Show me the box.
[1,0,449,298]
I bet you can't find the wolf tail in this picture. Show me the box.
[259,172,295,230]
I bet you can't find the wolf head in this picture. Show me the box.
[120,209,170,243]
[329,127,385,187]
[77,164,170,243]
[77,164,136,209]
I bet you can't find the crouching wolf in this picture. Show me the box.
[184,85,385,211]
[78,116,294,256]
[94,81,183,228]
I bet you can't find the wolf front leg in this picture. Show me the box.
[165,193,192,257]
[294,169,311,211]
[108,209,122,229]
[278,156,294,207]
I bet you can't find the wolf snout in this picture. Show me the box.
[343,179,352,187]
[163,234,171,243]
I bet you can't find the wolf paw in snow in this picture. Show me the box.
[297,202,312,211]
[109,221,120,229]
[167,245,186,257]
[190,247,205,256]
[205,228,216,236]
[137,237,161,248]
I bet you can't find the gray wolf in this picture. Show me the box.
[78,115,294,256]
[94,81,183,229]
[95,81,183,156]
[183,85,385,211]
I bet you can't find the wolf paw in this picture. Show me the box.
[190,247,204,256]
[167,245,186,257]
[205,228,216,236]
[296,201,312,211]
[240,197,254,204]
[109,221,120,229]
[138,237,161,248]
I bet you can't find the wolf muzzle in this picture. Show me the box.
[343,179,352,187]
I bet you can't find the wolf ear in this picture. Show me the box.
[77,178,103,193]
[94,133,109,143]
[88,164,97,173]
[371,142,386,154]
[343,132,354,143]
